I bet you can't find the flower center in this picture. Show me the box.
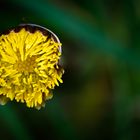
[14,55,37,73]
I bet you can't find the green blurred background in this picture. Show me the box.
[0,0,140,140]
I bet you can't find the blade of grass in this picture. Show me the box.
[0,105,31,140]
[45,96,81,140]
[122,0,140,50]
[111,63,133,140]
[11,0,140,68]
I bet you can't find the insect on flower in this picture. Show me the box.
[0,24,64,109]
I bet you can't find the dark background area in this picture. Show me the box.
[0,0,140,140]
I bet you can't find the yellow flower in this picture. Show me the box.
[0,24,64,109]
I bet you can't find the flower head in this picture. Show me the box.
[0,24,64,109]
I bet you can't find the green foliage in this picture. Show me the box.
[0,0,139,140]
